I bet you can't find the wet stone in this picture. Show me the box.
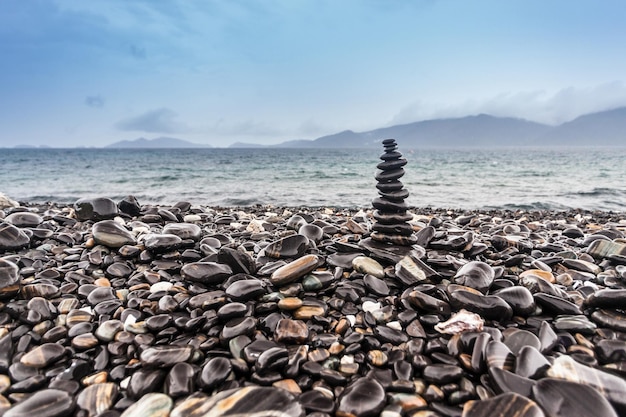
[532,378,618,417]
[264,235,309,259]
[4,389,75,417]
[270,254,319,286]
[462,392,545,417]
[143,234,183,253]
[92,220,136,248]
[336,377,386,417]
[162,222,202,241]
[4,212,43,228]
[199,357,232,390]
[74,197,118,221]
[120,392,172,417]
[181,262,233,284]
[0,223,30,252]
[225,278,266,301]
[139,345,194,367]
[20,343,66,368]
[352,256,385,278]
[76,382,118,416]
[423,364,464,384]
[275,319,309,344]
[0,259,20,296]
[453,261,495,294]
[170,386,304,417]
[493,286,536,316]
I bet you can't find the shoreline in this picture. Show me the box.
[1,196,626,416]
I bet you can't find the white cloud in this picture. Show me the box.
[391,81,626,126]
[116,108,188,133]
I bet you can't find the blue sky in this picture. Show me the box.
[2,0,626,147]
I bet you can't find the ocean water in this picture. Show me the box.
[1,147,625,211]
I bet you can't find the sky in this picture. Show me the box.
[2,0,626,148]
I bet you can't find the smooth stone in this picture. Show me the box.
[373,210,413,224]
[423,364,464,384]
[4,389,75,417]
[586,289,626,309]
[515,346,550,379]
[118,195,141,216]
[95,320,124,342]
[302,271,334,291]
[299,390,335,414]
[171,386,304,417]
[597,339,626,362]
[181,262,233,284]
[374,325,409,344]
[539,321,559,353]
[92,220,136,248]
[217,247,256,275]
[493,286,536,316]
[462,392,545,417]
[562,258,602,275]
[299,224,324,242]
[453,261,494,294]
[220,317,257,340]
[165,362,195,398]
[275,319,309,344]
[143,233,183,253]
[372,222,414,236]
[86,287,116,306]
[547,354,626,413]
[4,212,43,227]
[372,197,408,213]
[395,256,430,285]
[106,262,132,278]
[503,328,541,355]
[375,168,405,182]
[120,393,172,417]
[199,357,232,390]
[74,197,118,221]
[264,235,309,259]
[0,259,19,292]
[534,293,582,315]
[140,346,194,367]
[588,239,626,259]
[486,341,515,371]
[352,256,385,278]
[407,290,451,316]
[591,309,626,332]
[363,274,390,296]
[225,278,266,301]
[162,223,202,241]
[270,254,319,286]
[0,223,30,252]
[377,158,407,171]
[489,367,536,398]
[532,378,618,417]
[76,383,118,416]
[257,347,289,372]
[449,290,513,321]
[554,315,597,334]
[20,343,66,368]
[336,378,386,417]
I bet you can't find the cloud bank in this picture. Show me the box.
[116,108,188,133]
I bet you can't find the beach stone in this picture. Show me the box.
[264,235,309,259]
[532,378,618,417]
[493,286,536,316]
[4,389,75,417]
[546,354,626,413]
[199,357,232,390]
[140,346,194,367]
[118,195,141,216]
[220,317,257,340]
[534,293,582,315]
[0,223,30,252]
[4,212,43,227]
[337,377,386,417]
[143,233,183,253]
[586,289,626,309]
[515,345,550,379]
[218,247,256,274]
[462,392,545,417]
[76,383,118,416]
[225,278,266,301]
[163,223,202,241]
[120,392,172,417]
[0,259,20,296]
[453,261,494,294]
[299,223,323,242]
[395,255,428,285]
[170,386,304,417]
[489,367,536,397]
[588,239,626,259]
[275,319,309,343]
[270,254,319,285]
[0,193,18,209]
[503,328,541,355]
[74,197,118,221]
[165,362,195,398]
[20,343,66,368]
[423,364,464,384]
[352,256,385,278]
[449,289,512,321]
[181,262,232,284]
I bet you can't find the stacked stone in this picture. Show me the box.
[371,139,417,245]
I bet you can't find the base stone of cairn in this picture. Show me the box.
[360,139,419,263]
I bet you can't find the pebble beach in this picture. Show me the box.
[1,191,626,417]
[0,140,625,417]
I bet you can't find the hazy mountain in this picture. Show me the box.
[106,137,211,148]
[538,107,626,146]
[229,107,626,148]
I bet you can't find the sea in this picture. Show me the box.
[1,147,625,212]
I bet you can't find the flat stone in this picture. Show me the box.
[181,262,233,284]
[140,346,194,367]
[352,256,385,278]
[120,392,172,417]
[74,197,118,221]
[76,383,118,416]
[0,259,19,292]
[162,223,202,241]
[453,261,495,294]
[264,235,309,259]
[532,378,618,417]
[275,319,309,344]
[588,239,626,259]
[20,343,66,368]
[170,386,304,417]
[463,392,544,417]
[337,377,386,417]
[143,233,183,253]
[4,212,43,227]
[270,254,319,285]
[4,389,75,417]
[0,223,30,252]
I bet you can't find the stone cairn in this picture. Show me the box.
[371,138,417,245]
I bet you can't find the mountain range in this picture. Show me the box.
[106,107,626,148]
